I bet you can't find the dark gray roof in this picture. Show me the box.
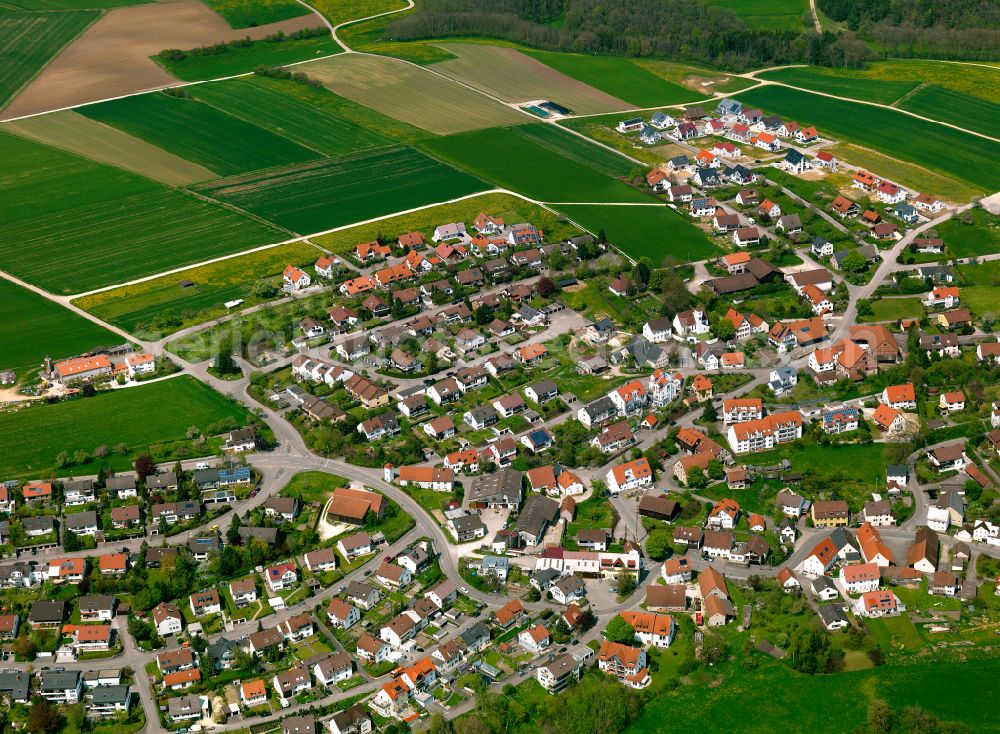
[514,494,559,538]
[240,526,278,544]
[460,621,490,646]
[65,510,98,529]
[0,671,29,700]
[817,604,848,627]
[105,475,137,490]
[21,515,55,533]
[581,396,616,421]
[468,468,523,505]
[90,685,131,704]
[40,670,80,691]
[30,600,66,624]
[63,478,95,493]
[208,636,239,660]
[79,594,116,613]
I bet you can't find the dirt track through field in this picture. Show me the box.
[1,0,322,120]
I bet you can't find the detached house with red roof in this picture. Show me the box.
[598,640,650,689]
[925,286,960,309]
[282,265,311,291]
[265,561,298,592]
[798,536,838,576]
[881,384,916,410]
[606,458,653,495]
[857,590,903,618]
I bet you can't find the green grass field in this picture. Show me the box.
[762,60,1000,105]
[281,471,348,503]
[825,143,979,204]
[0,11,98,109]
[0,130,285,294]
[757,67,921,104]
[736,86,1000,193]
[0,376,252,477]
[0,278,118,376]
[80,91,320,176]
[155,34,340,81]
[77,191,580,338]
[307,0,406,26]
[898,84,1000,140]
[73,239,322,338]
[862,297,924,323]
[419,124,649,204]
[707,0,808,30]
[200,0,311,28]
[190,78,396,157]
[193,145,488,235]
[936,208,1000,258]
[556,203,721,264]
[627,659,1000,733]
[523,50,703,108]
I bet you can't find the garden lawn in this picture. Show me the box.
[556,203,721,264]
[0,278,118,376]
[79,91,319,176]
[744,441,889,486]
[565,495,616,539]
[155,34,340,81]
[0,130,286,294]
[0,376,252,477]
[757,67,920,104]
[735,86,1000,193]
[0,10,98,109]
[281,471,348,503]
[898,84,1000,139]
[192,145,488,235]
[866,615,924,652]
[191,77,395,157]
[419,124,650,204]
[626,658,1000,734]
[522,50,703,108]
[953,286,1000,319]
[863,297,923,323]
[935,207,1000,257]
[200,0,311,27]
[707,0,808,31]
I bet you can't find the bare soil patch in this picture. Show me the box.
[1,0,321,120]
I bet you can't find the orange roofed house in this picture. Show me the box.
[598,639,650,688]
[726,411,803,454]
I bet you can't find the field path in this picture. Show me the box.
[808,0,822,32]
[0,268,148,349]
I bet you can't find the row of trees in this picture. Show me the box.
[387,0,874,69]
